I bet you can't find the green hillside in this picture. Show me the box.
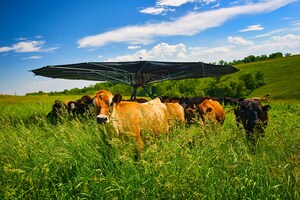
[233,54,300,100]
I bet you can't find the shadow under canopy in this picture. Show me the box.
[31,60,239,99]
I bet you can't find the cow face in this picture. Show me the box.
[93,90,114,124]
[235,99,271,135]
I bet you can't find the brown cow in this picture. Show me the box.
[164,102,185,129]
[93,90,169,155]
[93,90,114,123]
[197,99,225,125]
[109,94,169,155]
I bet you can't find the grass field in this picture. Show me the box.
[233,54,300,100]
[0,95,299,199]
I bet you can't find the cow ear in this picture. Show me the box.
[262,105,271,111]
[206,107,213,113]
[112,94,122,104]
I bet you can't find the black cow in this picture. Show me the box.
[234,99,271,142]
[67,96,94,118]
[46,100,68,123]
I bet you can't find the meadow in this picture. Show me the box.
[236,54,300,99]
[0,95,299,199]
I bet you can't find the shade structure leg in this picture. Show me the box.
[142,86,154,99]
[130,87,137,100]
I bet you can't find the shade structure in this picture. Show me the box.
[31,61,239,87]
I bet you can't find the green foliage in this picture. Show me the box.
[269,52,283,59]
[204,78,247,97]
[204,71,265,98]
[229,52,287,65]
[239,71,266,91]
[0,96,299,199]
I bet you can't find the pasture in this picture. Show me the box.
[0,95,299,199]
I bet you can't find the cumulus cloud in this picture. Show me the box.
[0,41,44,53]
[249,34,300,52]
[106,43,187,61]
[78,0,296,48]
[227,36,254,45]
[0,40,58,53]
[105,33,300,63]
[239,24,264,32]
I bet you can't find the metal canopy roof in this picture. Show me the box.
[31,61,239,87]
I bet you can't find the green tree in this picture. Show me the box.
[269,52,283,59]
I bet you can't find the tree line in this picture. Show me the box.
[217,52,290,66]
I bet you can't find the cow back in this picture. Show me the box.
[164,102,185,128]
[197,99,225,124]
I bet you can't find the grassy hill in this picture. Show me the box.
[233,54,300,100]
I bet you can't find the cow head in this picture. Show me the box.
[235,99,271,135]
[93,90,114,124]
[53,100,68,117]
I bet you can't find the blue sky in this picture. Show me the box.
[1,0,299,95]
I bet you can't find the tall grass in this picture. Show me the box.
[0,97,299,199]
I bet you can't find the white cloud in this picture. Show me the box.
[227,36,254,45]
[12,41,45,52]
[239,24,264,32]
[15,37,27,41]
[78,0,296,48]
[292,20,300,26]
[155,0,216,7]
[212,3,220,8]
[106,43,187,61]
[21,55,43,60]
[203,0,217,5]
[0,40,58,53]
[139,7,167,15]
[139,0,197,15]
[0,46,13,53]
[104,33,300,63]
[188,46,231,61]
[128,45,141,50]
[157,0,196,7]
[249,34,300,53]
[281,17,292,20]
[254,28,286,38]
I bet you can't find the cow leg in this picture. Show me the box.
[134,129,144,159]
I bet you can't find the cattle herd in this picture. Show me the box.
[47,89,271,155]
